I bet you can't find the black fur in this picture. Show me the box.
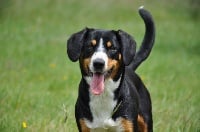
[67,8,155,132]
[117,30,136,66]
[67,28,88,62]
[130,8,155,70]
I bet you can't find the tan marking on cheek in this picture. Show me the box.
[91,39,97,46]
[121,118,134,132]
[119,53,122,60]
[107,41,112,48]
[137,115,148,132]
[79,119,90,132]
[108,58,121,79]
[82,58,91,74]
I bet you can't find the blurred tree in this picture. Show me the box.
[189,0,200,20]
[0,0,11,17]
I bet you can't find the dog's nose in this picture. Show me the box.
[93,58,105,71]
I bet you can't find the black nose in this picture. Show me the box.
[93,58,105,71]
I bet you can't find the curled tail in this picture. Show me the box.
[130,7,156,70]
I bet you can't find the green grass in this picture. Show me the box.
[0,0,199,131]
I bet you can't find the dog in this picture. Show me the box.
[67,7,155,132]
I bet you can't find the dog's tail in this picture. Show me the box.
[130,7,155,70]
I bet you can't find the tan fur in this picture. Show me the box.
[121,118,134,132]
[137,115,148,132]
[107,57,121,79]
[91,39,97,46]
[82,58,91,74]
[107,41,112,48]
[79,119,90,132]
[118,53,122,60]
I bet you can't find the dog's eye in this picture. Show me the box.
[108,45,117,51]
[109,48,117,53]
[84,43,95,56]
[108,48,118,59]
[87,46,94,52]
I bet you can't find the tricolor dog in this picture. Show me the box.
[67,7,155,132]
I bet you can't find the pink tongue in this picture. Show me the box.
[90,74,104,95]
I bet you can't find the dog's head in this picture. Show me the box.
[67,28,136,95]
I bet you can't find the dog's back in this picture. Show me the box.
[125,68,153,131]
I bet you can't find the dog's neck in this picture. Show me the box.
[83,76,122,129]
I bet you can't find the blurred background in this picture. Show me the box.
[0,0,199,131]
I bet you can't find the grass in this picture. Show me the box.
[0,0,199,131]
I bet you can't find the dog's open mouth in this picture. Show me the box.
[90,73,104,95]
[89,68,113,95]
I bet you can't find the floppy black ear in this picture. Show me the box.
[67,28,88,62]
[117,30,136,66]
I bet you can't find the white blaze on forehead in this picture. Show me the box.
[97,38,104,52]
[90,38,108,72]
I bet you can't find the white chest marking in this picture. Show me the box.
[84,77,123,131]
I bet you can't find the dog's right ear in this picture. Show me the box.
[116,30,136,66]
[67,28,88,62]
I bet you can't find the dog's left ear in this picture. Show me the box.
[117,30,136,66]
[67,28,89,62]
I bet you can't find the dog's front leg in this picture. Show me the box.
[78,119,90,132]
[120,118,137,132]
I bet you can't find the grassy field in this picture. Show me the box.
[0,0,199,131]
